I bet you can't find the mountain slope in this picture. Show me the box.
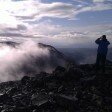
[0,64,112,112]
[0,41,70,82]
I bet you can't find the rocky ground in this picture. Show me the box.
[0,64,112,112]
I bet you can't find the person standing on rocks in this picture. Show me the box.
[95,35,110,73]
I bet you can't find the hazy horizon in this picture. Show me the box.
[58,47,112,64]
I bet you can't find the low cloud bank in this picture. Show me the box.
[0,40,65,82]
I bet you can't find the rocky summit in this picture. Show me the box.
[0,64,112,112]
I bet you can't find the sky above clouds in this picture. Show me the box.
[0,0,112,47]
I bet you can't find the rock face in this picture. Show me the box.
[0,64,112,112]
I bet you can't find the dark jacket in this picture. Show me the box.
[95,38,110,55]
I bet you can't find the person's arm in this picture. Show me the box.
[107,41,110,45]
[95,37,101,44]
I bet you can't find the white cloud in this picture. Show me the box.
[37,2,75,19]
[0,0,77,38]
[0,0,75,25]
[93,0,105,2]
[0,0,111,27]
[26,20,62,36]
[0,0,111,28]
[43,24,112,47]
[0,0,111,48]
[93,0,112,3]
[74,3,112,16]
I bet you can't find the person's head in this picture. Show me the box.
[102,35,106,40]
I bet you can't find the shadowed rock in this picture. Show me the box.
[0,63,112,111]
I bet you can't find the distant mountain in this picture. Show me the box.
[0,41,69,64]
[0,41,19,47]
[0,41,70,80]
[38,43,71,64]
[0,41,71,61]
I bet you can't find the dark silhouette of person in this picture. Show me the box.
[95,35,110,73]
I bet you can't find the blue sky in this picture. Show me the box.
[0,0,112,47]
